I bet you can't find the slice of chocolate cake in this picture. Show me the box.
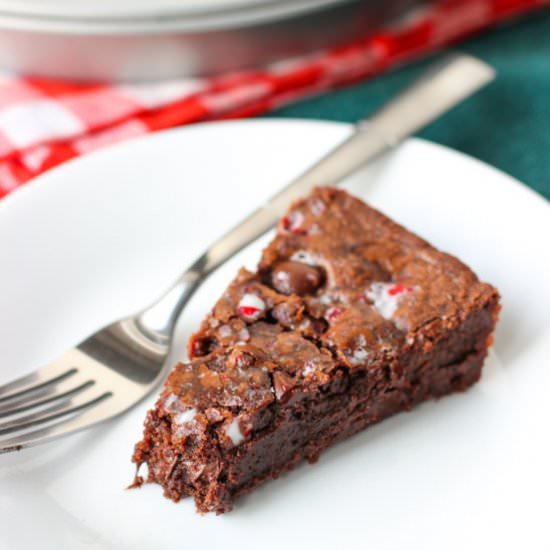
[132,187,500,514]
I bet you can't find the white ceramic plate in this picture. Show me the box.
[1,120,549,550]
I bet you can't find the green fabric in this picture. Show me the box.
[269,12,550,201]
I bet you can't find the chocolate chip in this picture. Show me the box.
[272,371,296,402]
[271,261,323,296]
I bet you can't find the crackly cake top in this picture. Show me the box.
[158,187,497,448]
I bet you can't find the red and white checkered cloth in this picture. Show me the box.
[0,0,546,197]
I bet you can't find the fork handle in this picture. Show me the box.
[141,53,495,340]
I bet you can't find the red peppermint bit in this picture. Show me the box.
[388,283,413,297]
[326,307,343,322]
[239,306,259,317]
[237,425,252,439]
[280,211,306,235]
[229,350,254,370]
[238,293,266,320]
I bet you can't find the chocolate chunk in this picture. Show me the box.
[272,371,296,402]
[271,261,323,296]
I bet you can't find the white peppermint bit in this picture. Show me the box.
[238,293,266,319]
[284,210,305,233]
[366,282,413,320]
[238,327,250,341]
[174,408,197,425]
[163,393,178,412]
[302,360,316,376]
[218,324,233,338]
[349,348,369,365]
[225,417,245,446]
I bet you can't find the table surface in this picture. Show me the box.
[270,11,550,201]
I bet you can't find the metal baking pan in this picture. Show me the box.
[0,0,424,81]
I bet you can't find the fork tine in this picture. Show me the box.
[0,377,94,417]
[0,396,118,453]
[0,399,70,433]
[0,388,112,436]
[0,364,78,402]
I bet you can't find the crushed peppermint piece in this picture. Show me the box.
[174,408,197,425]
[291,250,319,266]
[218,325,232,338]
[302,360,316,376]
[349,348,369,365]
[238,327,250,341]
[366,282,414,320]
[326,307,343,322]
[225,417,245,446]
[238,293,266,320]
[356,334,367,347]
[310,198,326,216]
[281,211,305,234]
[163,393,178,412]
[388,283,414,296]
[231,350,253,369]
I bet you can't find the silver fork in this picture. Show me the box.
[0,54,494,453]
